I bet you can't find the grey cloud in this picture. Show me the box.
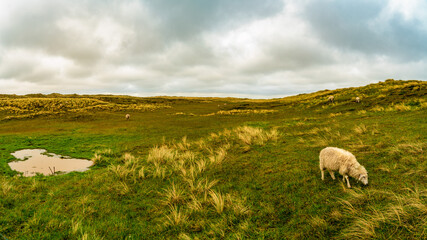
[147,39,217,74]
[302,1,387,52]
[0,0,161,66]
[386,16,427,58]
[302,0,427,60]
[143,0,284,40]
[1,6,100,65]
[1,1,65,48]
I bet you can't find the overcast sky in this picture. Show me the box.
[0,0,426,98]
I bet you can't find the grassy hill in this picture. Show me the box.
[0,79,426,239]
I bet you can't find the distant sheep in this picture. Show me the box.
[355,97,360,103]
[125,114,130,120]
[328,95,334,103]
[319,147,368,188]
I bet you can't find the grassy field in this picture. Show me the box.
[0,79,426,239]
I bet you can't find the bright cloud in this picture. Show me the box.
[0,0,426,98]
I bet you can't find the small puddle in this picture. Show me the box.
[8,149,93,177]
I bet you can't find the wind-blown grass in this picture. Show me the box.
[340,187,427,239]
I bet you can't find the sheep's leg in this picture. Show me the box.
[344,175,351,188]
[321,169,325,180]
[328,171,335,180]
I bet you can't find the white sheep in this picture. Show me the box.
[125,114,130,120]
[328,95,334,103]
[355,97,360,103]
[319,147,368,188]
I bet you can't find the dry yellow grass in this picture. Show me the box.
[354,124,368,134]
[196,159,207,173]
[91,153,102,164]
[164,205,188,227]
[117,181,131,195]
[215,109,277,115]
[357,110,367,115]
[0,98,170,120]
[341,187,427,239]
[147,145,176,165]
[392,103,411,111]
[371,105,385,112]
[329,112,342,118]
[236,129,260,145]
[161,183,186,206]
[138,166,146,179]
[209,190,225,214]
[295,121,305,126]
[176,109,278,117]
[175,136,191,151]
[178,233,193,240]
[152,163,167,179]
[329,209,343,221]
[226,194,251,216]
[71,218,82,235]
[91,124,270,235]
[187,194,203,213]
[208,146,228,165]
[122,153,136,164]
[108,165,132,181]
[309,216,327,229]
[234,126,279,146]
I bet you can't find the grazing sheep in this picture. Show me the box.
[125,114,130,120]
[355,97,360,103]
[328,95,334,103]
[319,147,368,188]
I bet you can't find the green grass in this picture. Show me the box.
[0,79,426,239]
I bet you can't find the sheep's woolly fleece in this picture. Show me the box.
[319,147,368,188]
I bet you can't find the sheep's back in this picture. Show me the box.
[320,147,355,170]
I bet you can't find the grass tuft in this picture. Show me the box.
[161,182,186,206]
[341,187,427,239]
[209,190,225,214]
[164,205,188,227]
[108,165,132,181]
[354,124,368,134]
[147,145,177,165]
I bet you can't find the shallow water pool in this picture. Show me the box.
[8,149,93,177]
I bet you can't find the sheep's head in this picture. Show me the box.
[357,166,368,185]
[358,174,368,185]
